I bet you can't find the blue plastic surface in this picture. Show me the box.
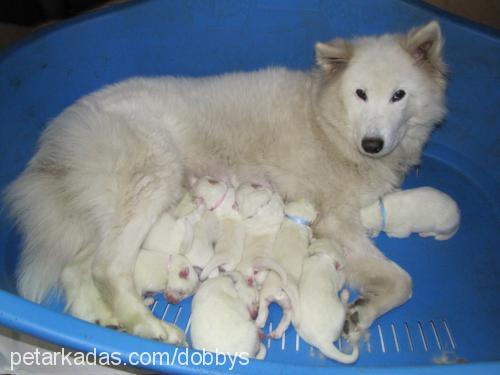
[0,0,499,373]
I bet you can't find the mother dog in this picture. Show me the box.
[6,22,446,342]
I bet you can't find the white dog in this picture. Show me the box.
[6,22,446,340]
[235,185,287,288]
[361,186,460,240]
[296,239,358,363]
[256,199,317,338]
[190,272,266,359]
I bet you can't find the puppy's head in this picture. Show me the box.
[235,183,273,219]
[284,198,317,225]
[165,255,199,304]
[314,21,446,159]
[226,271,259,319]
[192,176,228,210]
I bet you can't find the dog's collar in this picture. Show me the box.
[285,214,312,227]
[379,198,387,231]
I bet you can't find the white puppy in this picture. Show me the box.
[190,272,266,359]
[193,177,246,280]
[135,199,203,304]
[234,184,287,288]
[361,187,460,240]
[256,199,317,338]
[296,239,359,364]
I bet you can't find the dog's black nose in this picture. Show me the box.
[361,137,384,154]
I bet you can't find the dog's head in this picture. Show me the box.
[314,21,447,158]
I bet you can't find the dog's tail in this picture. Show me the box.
[252,256,287,285]
[319,342,359,364]
[200,253,232,280]
[4,169,86,303]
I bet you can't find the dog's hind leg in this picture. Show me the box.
[342,244,412,342]
[61,246,118,327]
[90,158,186,343]
[316,211,412,343]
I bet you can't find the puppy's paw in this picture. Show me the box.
[269,329,284,340]
[132,317,186,345]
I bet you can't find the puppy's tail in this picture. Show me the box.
[4,169,86,303]
[252,256,287,285]
[200,253,231,280]
[319,342,359,364]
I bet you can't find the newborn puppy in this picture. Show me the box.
[172,190,219,276]
[194,177,245,280]
[190,272,266,359]
[256,198,317,338]
[135,198,203,304]
[134,251,199,304]
[235,184,287,287]
[361,187,460,240]
[296,239,359,364]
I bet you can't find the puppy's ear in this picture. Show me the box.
[315,38,352,73]
[402,21,446,82]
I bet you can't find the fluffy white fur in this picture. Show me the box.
[5,22,447,341]
[235,185,287,288]
[361,186,460,240]
[296,239,358,363]
[190,272,265,359]
[256,199,317,338]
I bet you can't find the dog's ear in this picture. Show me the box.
[403,21,446,82]
[315,38,352,73]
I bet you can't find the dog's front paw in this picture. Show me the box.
[132,317,186,345]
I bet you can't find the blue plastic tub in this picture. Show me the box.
[0,0,498,373]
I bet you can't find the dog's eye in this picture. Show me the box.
[391,90,406,102]
[355,89,367,101]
